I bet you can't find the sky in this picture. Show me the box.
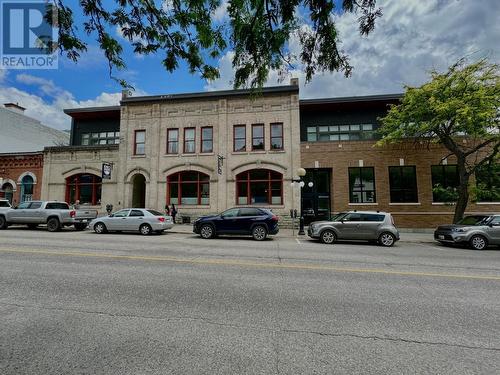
[0,0,498,131]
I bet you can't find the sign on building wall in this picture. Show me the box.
[217,155,224,175]
[102,163,112,180]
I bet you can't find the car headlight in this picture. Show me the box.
[452,228,467,233]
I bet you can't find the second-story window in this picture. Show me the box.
[252,124,265,151]
[234,125,246,152]
[167,129,179,154]
[134,130,145,155]
[201,127,213,153]
[270,123,283,150]
[184,128,195,153]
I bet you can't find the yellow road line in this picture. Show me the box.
[0,248,499,281]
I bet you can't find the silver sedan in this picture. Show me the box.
[89,208,174,235]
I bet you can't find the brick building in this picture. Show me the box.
[0,152,43,205]
[299,95,499,228]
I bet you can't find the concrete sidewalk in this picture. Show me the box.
[169,224,436,244]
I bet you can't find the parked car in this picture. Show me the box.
[0,200,97,232]
[193,207,279,241]
[308,211,400,247]
[434,214,500,250]
[89,208,174,235]
[0,199,11,211]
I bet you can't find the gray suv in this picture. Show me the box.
[434,214,500,250]
[308,211,400,247]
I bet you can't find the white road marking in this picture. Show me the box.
[295,238,301,244]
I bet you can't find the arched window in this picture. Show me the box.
[20,175,34,202]
[66,174,102,205]
[167,171,210,205]
[236,169,283,205]
[1,182,14,204]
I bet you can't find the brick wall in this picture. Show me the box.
[0,152,44,205]
[301,140,498,228]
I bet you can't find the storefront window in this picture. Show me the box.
[167,171,210,205]
[236,169,283,205]
[475,163,500,202]
[65,174,102,205]
[389,166,418,203]
[20,175,34,202]
[431,165,459,202]
[349,167,376,203]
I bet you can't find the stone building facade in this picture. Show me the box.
[42,84,301,219]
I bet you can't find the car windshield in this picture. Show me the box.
[456,216,489,226]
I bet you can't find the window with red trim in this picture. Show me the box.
[167,171,210,205]
[270,123,283,150]
[167,129,179,154]
[201,127,213,153]
[184,128,195,153]
[66,174,102,205]
[134,130,145,155]
[251,124,265,151]
[234,125,246,152]
[236,169,283,205]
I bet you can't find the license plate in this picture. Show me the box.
[438,235,444,240]
[81,219,88,223]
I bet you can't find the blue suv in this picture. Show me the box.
[193,207,279,240]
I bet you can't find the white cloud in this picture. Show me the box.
[0,69,7,83]
[206,0,500,97]
[212,0,229,22]
[0,74,125,130]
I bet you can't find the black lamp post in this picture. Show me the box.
[291,168,313,235]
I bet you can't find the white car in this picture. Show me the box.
[89,208,174,235]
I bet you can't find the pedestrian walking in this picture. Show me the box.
[171,204,177,223]
[165,204,170,216]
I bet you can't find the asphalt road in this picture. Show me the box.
[1,227,499,374]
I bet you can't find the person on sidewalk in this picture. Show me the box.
[165,204,170,216]
[171,204,178,223]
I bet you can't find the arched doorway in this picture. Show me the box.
[20,175,34,202]
[131,174,146,208]
[1,183,14,204]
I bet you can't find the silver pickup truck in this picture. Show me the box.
[0,200,98,232]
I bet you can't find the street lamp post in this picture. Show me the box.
[291,168,313,235]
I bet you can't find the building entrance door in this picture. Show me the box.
[131,174,146,208]
[301,169,331,224]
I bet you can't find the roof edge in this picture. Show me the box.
[299,93,403,105]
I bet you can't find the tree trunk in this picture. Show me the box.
[453,160,470,223]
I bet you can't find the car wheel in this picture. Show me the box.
[74,223,87,231]
[252,225,268,241]
[139,224,152,235]
[200,224,215,239]
[0,216,7,229]
[94,222,107,234]
[320,229,336,244]
[470,235,488,250]
[378,232,396,247]
[47,218,61,232]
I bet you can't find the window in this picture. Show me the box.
[167,129,179,154]
[234,125,246,152]
[113,209,130,217]
[20,175,34,202]
[349,167,376,203]
[475,163,500,202]
[27,201,42,209]
[236,169,283,205]
[201,127,213,153]
[239,208,263,216]
[46,202,69,209]
[306,124,377,142]
[252,124,265,151]
[388,166,418,203]
[81,131,120,145]
[270,123,283,150]
[184,128,195,153]
[361,213,385,222]
[167,171,210,205]
[130,209,144,217]
[17,202,31,209]
[221,208,239,218]
[0,201,10,207]
[431,165,459,202]
[66,174,102,205]
[134,130,145,155]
